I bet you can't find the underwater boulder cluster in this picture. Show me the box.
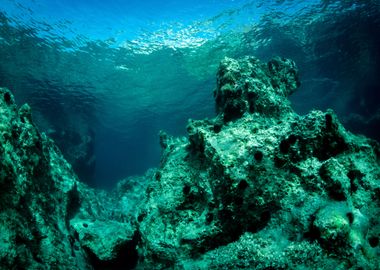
[0,56,380,269]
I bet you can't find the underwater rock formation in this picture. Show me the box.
[47,127,96,186]
[1,55,380,269]
[137,56,380,269]
[0,88,139,269]
[0,87,91,269]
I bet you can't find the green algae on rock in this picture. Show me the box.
[0,87,91,269]
[1,55,380,269]
[0,87,139,269]
[138,56,380,269]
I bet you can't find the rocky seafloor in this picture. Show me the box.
[0,56,379,270]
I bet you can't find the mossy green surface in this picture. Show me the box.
[137,56,380,269]
[1,56,380,269]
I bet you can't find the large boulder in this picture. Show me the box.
[0,87,90,269]
[137,56,380,269]
[0,87,140,270]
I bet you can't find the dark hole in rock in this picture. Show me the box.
[304,215,321,240]
[208,201,216,208]
[35,140,42,151]
[137,213,146,222]
[223,99,245,122]
[260,210,271,224]
[254,151,263,162]
[215,94,222,107]
[66,185,81,222]
[198,140,205,154]
[73,230,79,240]
[248,102,255,113]
[347,169,363,193]
[12,129,18,139]
[218,209,233,221]
[280,139,290,154]
[274,156,286,168]
[316,136,348,161]
[289,165,302,176]
[83,223,88,228]
[237,180,249,190]
[288,134,298,145]
[347,169,364,181]
[328,185,346,201]
[234,196,244,206]
[213,124,222,133]
[183,184,191,195]
[369,236,379,248]
[247,91,256,100]
[3,92,11,104]
[155,172,161,180]
[374,188,380,201]
[347,170,364,194]
[206,213,214,223]
[346,212,354,224]
[325,113,333,130]
[246,209,273,233]
[87,232,139,270]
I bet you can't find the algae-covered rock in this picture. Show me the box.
[0,87,140,269]
[0,87,91,269]
[214,56,299,121]
[1,55,380,269]
[137,56,380,269]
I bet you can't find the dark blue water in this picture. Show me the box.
[0,0,379,189]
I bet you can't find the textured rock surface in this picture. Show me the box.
[0,87,91,269]
[137,56,380,269]
[1,55,380,269]
[0,87,140,269]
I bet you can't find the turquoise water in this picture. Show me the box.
[0,0,379,189]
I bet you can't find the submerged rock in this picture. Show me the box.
[0,88,139,269]
[0,87,90,269]
[1,56,379,269]
[138,56,380,269]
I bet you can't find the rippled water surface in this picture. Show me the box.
[1,0,379,189]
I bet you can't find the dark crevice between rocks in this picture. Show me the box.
[87,231,140,270]
[274,155,287,168]
[279,135,299,155]
[247,91,258,113]
[245,204,278,234]
[313,114,349,161]
[66,183,81,228]
[218,208,243,241]
[316,135,348,161]
[254,150,263,162]
[237,179,249,191]
[3,91,11,104]
[303,214,321,241]
[325,113,333,130]
[328,183,347,201]
[319,163,348,201]
[347,169,365,193]
[223,99,246,122]
[346,212,354,224]
[368,236,379,248]
[373,188,380,203]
